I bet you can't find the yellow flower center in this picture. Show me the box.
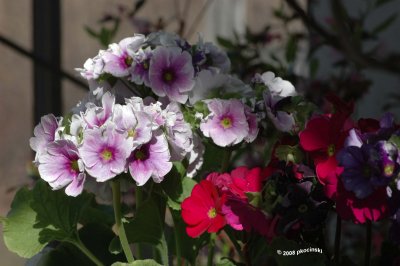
[327,144,335,157]
[220,117,232,129]
[163,71,174,82]
[125,56,133,66]
[70,160,79,172]
[101,149,113,161]
[384,164,394,176]
[128,129,136,138]
[143,60,149,70]
[207,207,217,219]
[297,204,308,213]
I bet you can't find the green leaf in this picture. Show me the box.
[275,145,304,164]
[268,237,326,266]
[161,163,196,210]
[168,210,209,265]
[372,14,397,35]
[111,260,162,266]
[389,135,400,148]
[31,181,93,243]
[245,192,262,208]
[216,257,244,266]
[124,198,168,265]
[2,187,46,258]
[285,35,298,63]
[216,36,235,49]
[309,58,319,78]
[80,200,115,227]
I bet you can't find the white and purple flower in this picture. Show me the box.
[149,46,195,104]
[37,140,85,197]
[128,130,172,186]
[79,125,133,182]
[200,99,253,147]
[130,47,152,87]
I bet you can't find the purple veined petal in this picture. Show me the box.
[345,129,363,148]
[30,114,60,156]
[65,173,86,197]
[103,51,130,77]
[129,158,153,186]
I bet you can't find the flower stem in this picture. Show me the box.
[135,185,143,259]
[111,180,134,263]
[223,229,245,262]
[172,212,182,265]
[70,235,104,266]
[365,221,372,266]
[334,215,341,265]
[207,233,217,266]
[221,148,232,173]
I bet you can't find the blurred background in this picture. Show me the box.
[0,0,399,264]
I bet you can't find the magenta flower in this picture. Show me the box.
[200,99,250,147]
[30,114,60,162]
[149,46,195,104]
[37,140,86,197]
[79,125,133,182]
[103,35,145,77]
[128,130,172,186]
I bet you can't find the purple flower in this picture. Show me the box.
[244,105,259,143]
[264,90,295,132]
[79,125,133,182]
[130,47,152,87]
[103,35,145,77]
[194,38,231,74]
[186,134,205,178]
[30,114,61,162]
[337,141,399,199]
[37,140,85,197]
[82,92,115,129]
[200,99,250,147]
[128,130,172,186]
[149,46,195,104]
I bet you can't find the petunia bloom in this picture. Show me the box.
[199,99,251,147]
[128,130,173,186]
[149,46,195,103]
[181,180,227,238]
[79,125,133,182]
[37,140,86,197]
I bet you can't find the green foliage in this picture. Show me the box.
[275,144,304,164]
[216,257,244,266]
[124,198,168,265]
[161,162,197,210]
[111,260,162,266]
[1,182,92,258]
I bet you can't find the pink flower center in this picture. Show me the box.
[327,144,335,157]
[101,148,113,161]
[142,60,149,70]
[220,117,233,129]
[207,207,217,219]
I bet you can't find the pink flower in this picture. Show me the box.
[182,180,227,238]
[149,46,195,104]
[30,114,60,162]
[82,92,115,129]
[103,35,145,77]
[128,130,173,186]
[79,125,133,182]
[37,140,86,197]
[200,99,251,147]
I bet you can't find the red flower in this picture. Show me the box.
[299,114,348,199]
[228,166,265,199]
[181,180,227,238]
[336,180,389,224]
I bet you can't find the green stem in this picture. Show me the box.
[224,229,245,262]
[334,215,341,265]
[365,221,372,266]
[172,212,182,265]
[111,180,134,263]
[70,235,104,266]
[207,233,217,266]
[221,148,232,173]
[135,185,143,259]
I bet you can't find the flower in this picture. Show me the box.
[228,166,265,199]
[37,140,85,196]
[30,114,61,162]
[181,180,227,238]
[82,92,115,129]
[149,46,195,103]
[128,130,173,186]
[130,47,152,86]
[257,71,297,102]
[186,134,205,178]
[193,37,231,74]
[79,125,133,182]
[200,99,251,147]
[75,53,105,80]
[264,90,295,132]
[102,35,145,77]
[299,114,348,199]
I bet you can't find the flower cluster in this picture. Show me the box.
[181,167,274,238]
